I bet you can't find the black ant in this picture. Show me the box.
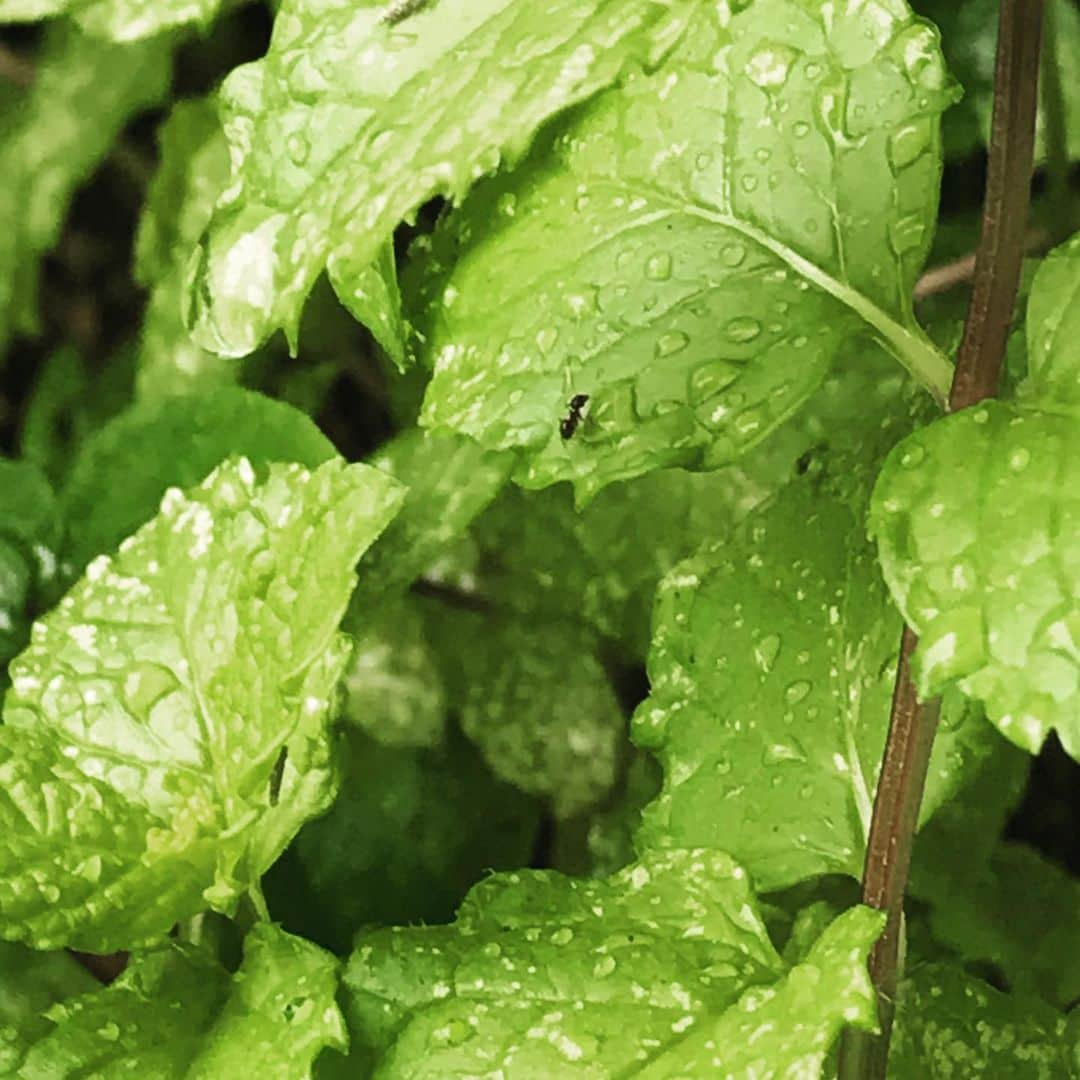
[559,394,590,440]
[380,0,430,24]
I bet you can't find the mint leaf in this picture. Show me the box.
[61,388,337,573]
[17,924,344,1078]
[0,943,97,1074]
[340,595,445,749]
[333,240,410,371]
[871,234,1080,758]
[186,0,695,358]
[341,848,881,1075]
[914,0,1080,163]
[354,429,512,601]
[889,963,1073,1077]
[634,474,997,891]
[136,98,236,400]
[0,24,171,351]
[0,0,224,40]
[0,456,404,950]
[416,0,955,498]
[268,726,540,953]
[921,843,1080,1011]
[425,605,623,818]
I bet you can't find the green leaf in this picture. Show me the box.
[0,456,404,951]
[135,98,237,401]
[0,943,97,1074]
[920,843,1080,1011]
[0,0,224,41]
[634,474,998,892]
[185,0,696,358]
[18,346,135,484]
[17,924,345,1078]
[267,726,540,953]
[0,459,61,672]
[871,234,1080,758]
[0,24,171,351]
[340,848,882,1076]
[340,594,445,749]
[61,387,337,573]
[416,0,955,499]
[332,240,410,371]
[913,0,1080,163]
[425,605,624,818]
[889,963,1073,1078]
[353,428,512,602]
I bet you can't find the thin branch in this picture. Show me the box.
[913,225,1049,301]
[950,0,1044,411]
[840,2,1044,1075]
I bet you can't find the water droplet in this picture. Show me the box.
[785,680,811,704]
[285,133,310,166]
[762,741,808,765]
[720,243,747,268]
[593,955,617,977]
[745,44,799,91]
[689,360,739,402]
[740,175,759,194]
[550,927,574,946]
[497,192,517,217]
[754,633,781,672]
[888,214,927,256]
[792,121,811,138]
[1008,447,1030,471]
[726,316,762,344]
[97,1022,120,1042]
[655,330,689,357]
[575,192,591,212]
[695,151,714,170]
[536,327,558,354]
[645,252,673,281]
[887,121,931,171]
[900,445,925,468]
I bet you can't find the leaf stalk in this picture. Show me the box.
[839,1,1044,1075]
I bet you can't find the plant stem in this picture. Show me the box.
[839,2,1044,1076]
[1039,0,1075,244]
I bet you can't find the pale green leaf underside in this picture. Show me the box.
[429,608,624,818]
[417,0,954,499]
[18,925,345,1079]
[342,848,882,1076]
[0,0,222,41]
[186,0,696,358]
[0,24,171,351]
[0,457,404,951]
[634,479,995,892]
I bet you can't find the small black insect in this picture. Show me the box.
[380,0,431,24]
[559,393,590,440]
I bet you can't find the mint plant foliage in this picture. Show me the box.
[185,0,697,358]
[1,0,1079,1073]
[872,232,1080,759]
[415,0,956,499]
[633,461,997,891]
[339,849,883,1076]
[0,456,403,950]
[60,387,338,573]
[12,924,344,1077]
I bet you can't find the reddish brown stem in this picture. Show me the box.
[840,2,1044,1076]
